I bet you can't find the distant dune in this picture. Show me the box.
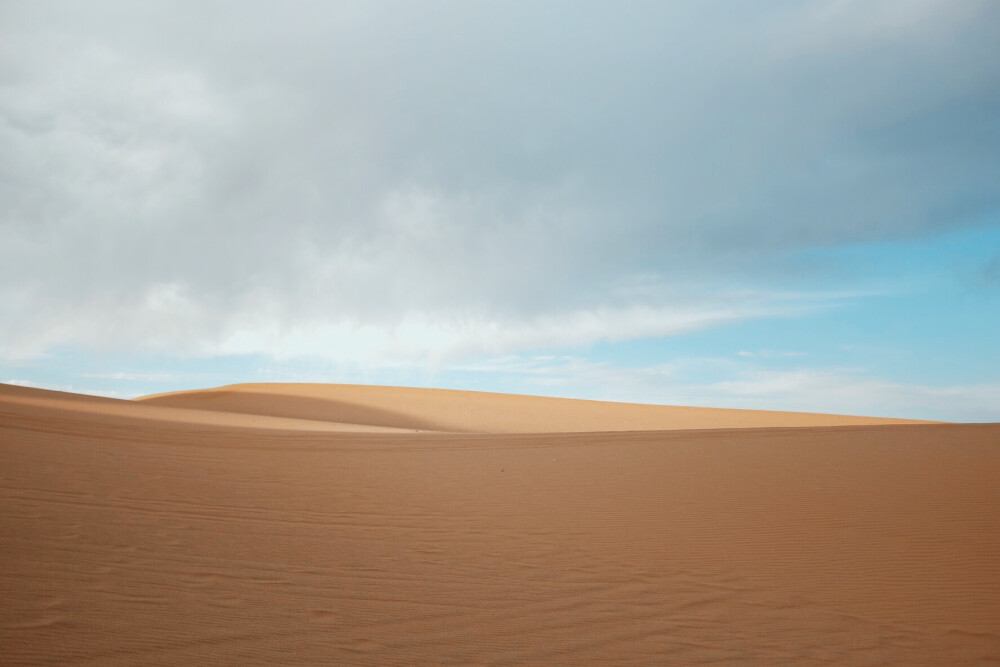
[135,382,929,432]
[2,382,997,665]
[0,383,431,433]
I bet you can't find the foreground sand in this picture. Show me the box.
[1,383,998,665]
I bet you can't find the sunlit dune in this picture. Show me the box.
[135,382,931,432]
[1,383,434,434]
[2,382,997,665]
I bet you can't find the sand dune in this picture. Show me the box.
[1,383,433,434]
[136,382,929,432]
[2,382,997,665]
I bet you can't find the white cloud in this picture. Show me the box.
[468,355,1000,422]
[2,1,998,363]
[202,292,831,365]
[699,370,1000,423]
[3,378,125,399]
[736,350,806,359]
[80,372,180,382]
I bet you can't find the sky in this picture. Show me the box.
[2,0,998,421]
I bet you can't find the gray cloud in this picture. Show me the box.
[981,254,1000,288]
[2,0,998,359]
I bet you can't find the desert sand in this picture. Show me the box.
[136,382,929,432]
[1,381,998,665]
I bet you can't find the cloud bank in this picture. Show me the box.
[2,0,998,362]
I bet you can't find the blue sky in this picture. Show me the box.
[2,1,998,421]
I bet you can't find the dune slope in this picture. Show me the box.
[136,382,930,432]
[1,383,997,665]
[0,383,433,434]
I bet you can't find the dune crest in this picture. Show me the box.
[135,382,930,433]
[0,383,435,434]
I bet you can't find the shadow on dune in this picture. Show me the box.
[138,390,454,432]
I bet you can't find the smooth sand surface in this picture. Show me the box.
[1,384,434,434]
[2,382,997,665]
[136,382,930,432]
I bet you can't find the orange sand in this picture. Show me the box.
[136,382,930,432]
[1,382,997,664]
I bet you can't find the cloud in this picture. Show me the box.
[469,354,1000,422]
[736,350,806,359]
[200,291,831,364]
[980,254,1000,287]
[698,370,1000,423]
[2,1,998,361]
[3,378,125,399]
[80,372,180,382]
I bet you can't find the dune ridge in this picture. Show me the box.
[1,383,434,434]
[2,382,997,665]
[135,382,931,433]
